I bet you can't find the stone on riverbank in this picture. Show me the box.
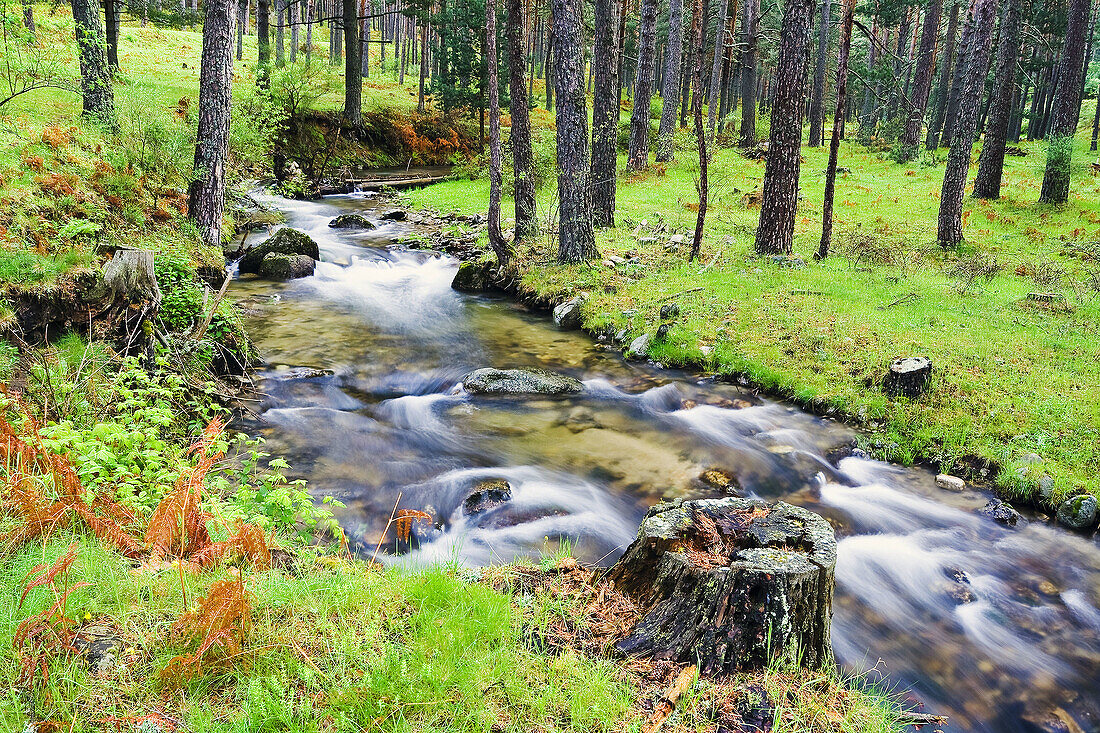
[258,253,315,281]
[1056,494,1098,531]
[328,213,376,230]
[239,228,320,274]
[936,474,965,492]
[463,368,583,396]
[980,499,1025,527]
[451,261,493,292]
[626,334,651,360]
[553,296,585,329]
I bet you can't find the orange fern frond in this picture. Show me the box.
[161,572,252,685]
[393,510,432,543]
[13,545,90,686]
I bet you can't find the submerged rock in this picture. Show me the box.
[980,498,1025,527]
[239,228,320,274]
[463,479,512,515]
[328,213,376,230]
[1056,494,1098,531]
[463,367,583,396]
[553,295,585,329]
[258,253,315,281]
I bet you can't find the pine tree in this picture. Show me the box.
[657,0,685,162]
[70,0,115,124]
[628,0,659,168]
[591,0,621,226]
[1039,0,1091,203]
[973,0,1022,198]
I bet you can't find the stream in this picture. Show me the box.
[229,188,1100,733]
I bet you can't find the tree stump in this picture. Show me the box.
[882,356,932,398]
[607,497,836,673]
[103,249,160,308]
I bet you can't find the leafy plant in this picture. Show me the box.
[12,546,90,687]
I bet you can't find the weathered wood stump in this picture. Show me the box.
[607,497,837,673]
[882,356,932,398]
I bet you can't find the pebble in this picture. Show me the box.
[936,473,965,492]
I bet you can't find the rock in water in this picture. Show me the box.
[553,296,585,329]
[380,209,408,221]
[463,479,512,515]
[1056,495,1098,531]
[607,497,837,673]
[462,368,583,396]
[936,474,965,492]
[882,356,932,398]
[238,228,320,274]
[626,334,651,360]
[980,499,1025,527]
[258,253,315,281]
[451,261,492,292]
[328,213,376,230]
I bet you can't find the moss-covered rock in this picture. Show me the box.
[239,228,320,274]
[258,253,316,281]
[329,214,376,230]
[1056,494,1098,531]
[462,367,583,396]
[451,261,493,292]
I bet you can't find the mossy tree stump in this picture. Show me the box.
[607,497,837,674]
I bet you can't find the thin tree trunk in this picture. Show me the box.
[657,0,685,162]
[22,0,35,36]
[509,0,538,238]
[807,0,829,147]
[305,0,313,63]
[290,0,299,61]
[104,0,119,70]
[926,0,960,148]
[739,0,760,146]
[1092,84,1100,150]
[691,0,710,261]
[343,0,361,124]
[973,0,1021,198]
[936,0,996,246]
[592,0,621,226]
[898,0,943,160]
[817,0,855,259]
[545,27,554,110]
[257,0,271,82]
[419,22,428,109]
[486,0,511,264]
[680,12,696,127]
[707,0,729,143]
[628,0,660,168]
[189,0,236,253]
[276,0,285,66]
[1039,0,1091,202]
[940,0,977,148]
[754,0,815,255]
[71,0,116,125]
[552,0,599,262]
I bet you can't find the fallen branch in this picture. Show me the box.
[896,711,948,728]
[653,287,705,304]
[191,272,233,340]
[641,665,697,733]
[878,292,919,310]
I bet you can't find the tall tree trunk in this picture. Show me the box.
[628,0,660,168]
[104,0,119,70]
[552,0,599,262]
[486,0,511,264]
[276,0,285,66]
[508,0,538,238]
[680,13,696,127]
[1092,84,1100,150]
[691,0,710,261]
[592,0,621,225]
[739,0,760,146]
[237,0,247,59]
[343,0,361,125]
[807,0,830,147]
[257,0,271,82]
[898,0,943,160]
[1039,0,1091,202]
[305,0,313,63]
[419,22,428,109]
[857,15,878,145]
[657,0,685,162]
[940,0,977,148]
[817,0,855,259]
[706,0,729,143]
[22,0,35,36]
[973,0,1021,198]
[545,27,553,110]
[926,0,960,147]
[71,0,116,125]
[189,0,236,253]
[290,0,299,61]
[754,0,815,255]
[936,0,996,247]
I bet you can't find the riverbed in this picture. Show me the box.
[230,190,1100,733]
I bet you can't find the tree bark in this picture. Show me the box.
[290,0,299,62]
[680,11,696,127]
[936,0,996,247]
[1039,0,1091,203]
[237,0,246,60]
[22,0,35,36]
[940,0,976,149]
[486,0,511,264]
[257,0,271,82]
[628,0,660,168]
[691,0,709,261]
[276,0,285,66]
[706,0,729,144]
[807,0,830,147]
[552,0,599,263]
[189,0,236,253]
[342,0,361,125]
[71,0,116,125]
[592,0,621,227]
[1092,84,1100,151]
[508,0,538,239]
[739,0,760,146]
[608,498,837,673]
[753,0,815,255]
[897,0,943,160]
[657,0,685,162]
[104,0,119,70]
[973,0,1021,198]
[817,0,855,260]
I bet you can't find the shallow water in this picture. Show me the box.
[231,191,1100,733]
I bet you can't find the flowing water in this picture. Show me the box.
[230,190,1100,733]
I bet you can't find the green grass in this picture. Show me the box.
[408,119,1100,507]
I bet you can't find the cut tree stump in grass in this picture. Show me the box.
[607,497,837,674]
[882,356,932,398]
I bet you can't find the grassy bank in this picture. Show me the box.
[406,127,1100,509]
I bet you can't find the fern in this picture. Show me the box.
[160,571,252,685]
[13,545,90,686]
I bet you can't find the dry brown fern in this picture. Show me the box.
[13,545,90,686]
[160,571,252,685]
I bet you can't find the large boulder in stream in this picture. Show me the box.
[463,368,583,396]
[1056,494,1098,531]
[239,228,320,275]
[258,253,315,281]
[451,261,493,292]
[328,214,376,230]
[463,479,512,515]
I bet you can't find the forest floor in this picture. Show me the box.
[407,124,1100,511]
[0,9,915,733]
